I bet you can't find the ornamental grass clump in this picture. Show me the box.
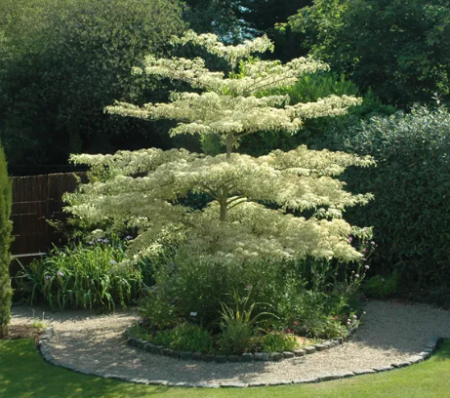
[218,288,275,354]
[16,237,142,310]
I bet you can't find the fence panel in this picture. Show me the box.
[10,172,87,275]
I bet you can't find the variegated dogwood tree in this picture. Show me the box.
[65,31,374,265]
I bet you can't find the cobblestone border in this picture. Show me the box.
[38,327,441,388]
[125,327,353,364]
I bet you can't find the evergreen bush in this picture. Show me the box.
[344,106,450,302]
[0,141,12,337]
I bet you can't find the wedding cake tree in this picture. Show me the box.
[65,31,374,265]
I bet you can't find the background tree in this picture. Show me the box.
[182,0,242,38]
[65,31,374,266]
[237,0,312,61]
[183,0,312,61]
[289,0,450,107]
[0,140,12,337]
[0,0,184,167]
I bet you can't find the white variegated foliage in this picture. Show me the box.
[66,31,374,265]
[105,30,361,153]
[67,147,374,263]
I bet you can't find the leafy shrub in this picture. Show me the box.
[218,319,257,354]
[269,234,372,337]
[342,106,450,301]
[363,272,399,299]
[139,243,371,339]
[217,289,273,354]
[296,313,348,339]
[0,0,184,166]
[261,333,298,353]
[152,323,214,353]
[16,238,142,310]
[136,254,368,352]
[290,0,450,107]
[152,256,282,328]
[138,291,179,330]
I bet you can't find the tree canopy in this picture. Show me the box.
[0,0,185,166]
[289,0,450,107]
[65,31,374,266]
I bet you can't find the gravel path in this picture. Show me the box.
[11,300,450,386]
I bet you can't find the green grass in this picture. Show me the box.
[1,339,450,398]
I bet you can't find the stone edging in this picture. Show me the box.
[125,326,354,363]
[38,327,441,388]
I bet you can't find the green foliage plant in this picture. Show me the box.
[363,271,399,299]
[261,332,298,353]
[272,230,373,339]
[16,237,141,310]
[139,254,293,330]
[0,0,185,166]
[151,323,214,353]
[218,288,276,354]
[0,141,12,337]
[139,239,371,338]
[138,290,179,330]
[289,0,450,107]
[342,105,450,301]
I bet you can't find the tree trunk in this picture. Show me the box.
[219,198,228,221]
[226,134,233,159]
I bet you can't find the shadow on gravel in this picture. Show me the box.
[345,300,450,354]
[53,331,276,385]
[11,304,139,326]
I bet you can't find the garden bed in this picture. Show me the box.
[125,325,355,363]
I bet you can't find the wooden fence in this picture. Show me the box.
[10,172,87,275]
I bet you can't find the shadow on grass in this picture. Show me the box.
[1,339,450,398]
[8,302,450,394]
[0,339,170,398]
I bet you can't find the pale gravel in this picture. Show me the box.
[11,300,450,385]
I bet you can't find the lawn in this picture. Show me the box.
[1,339,450,398]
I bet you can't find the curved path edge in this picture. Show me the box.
[126,326,354,364]
[38,327,441,388]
